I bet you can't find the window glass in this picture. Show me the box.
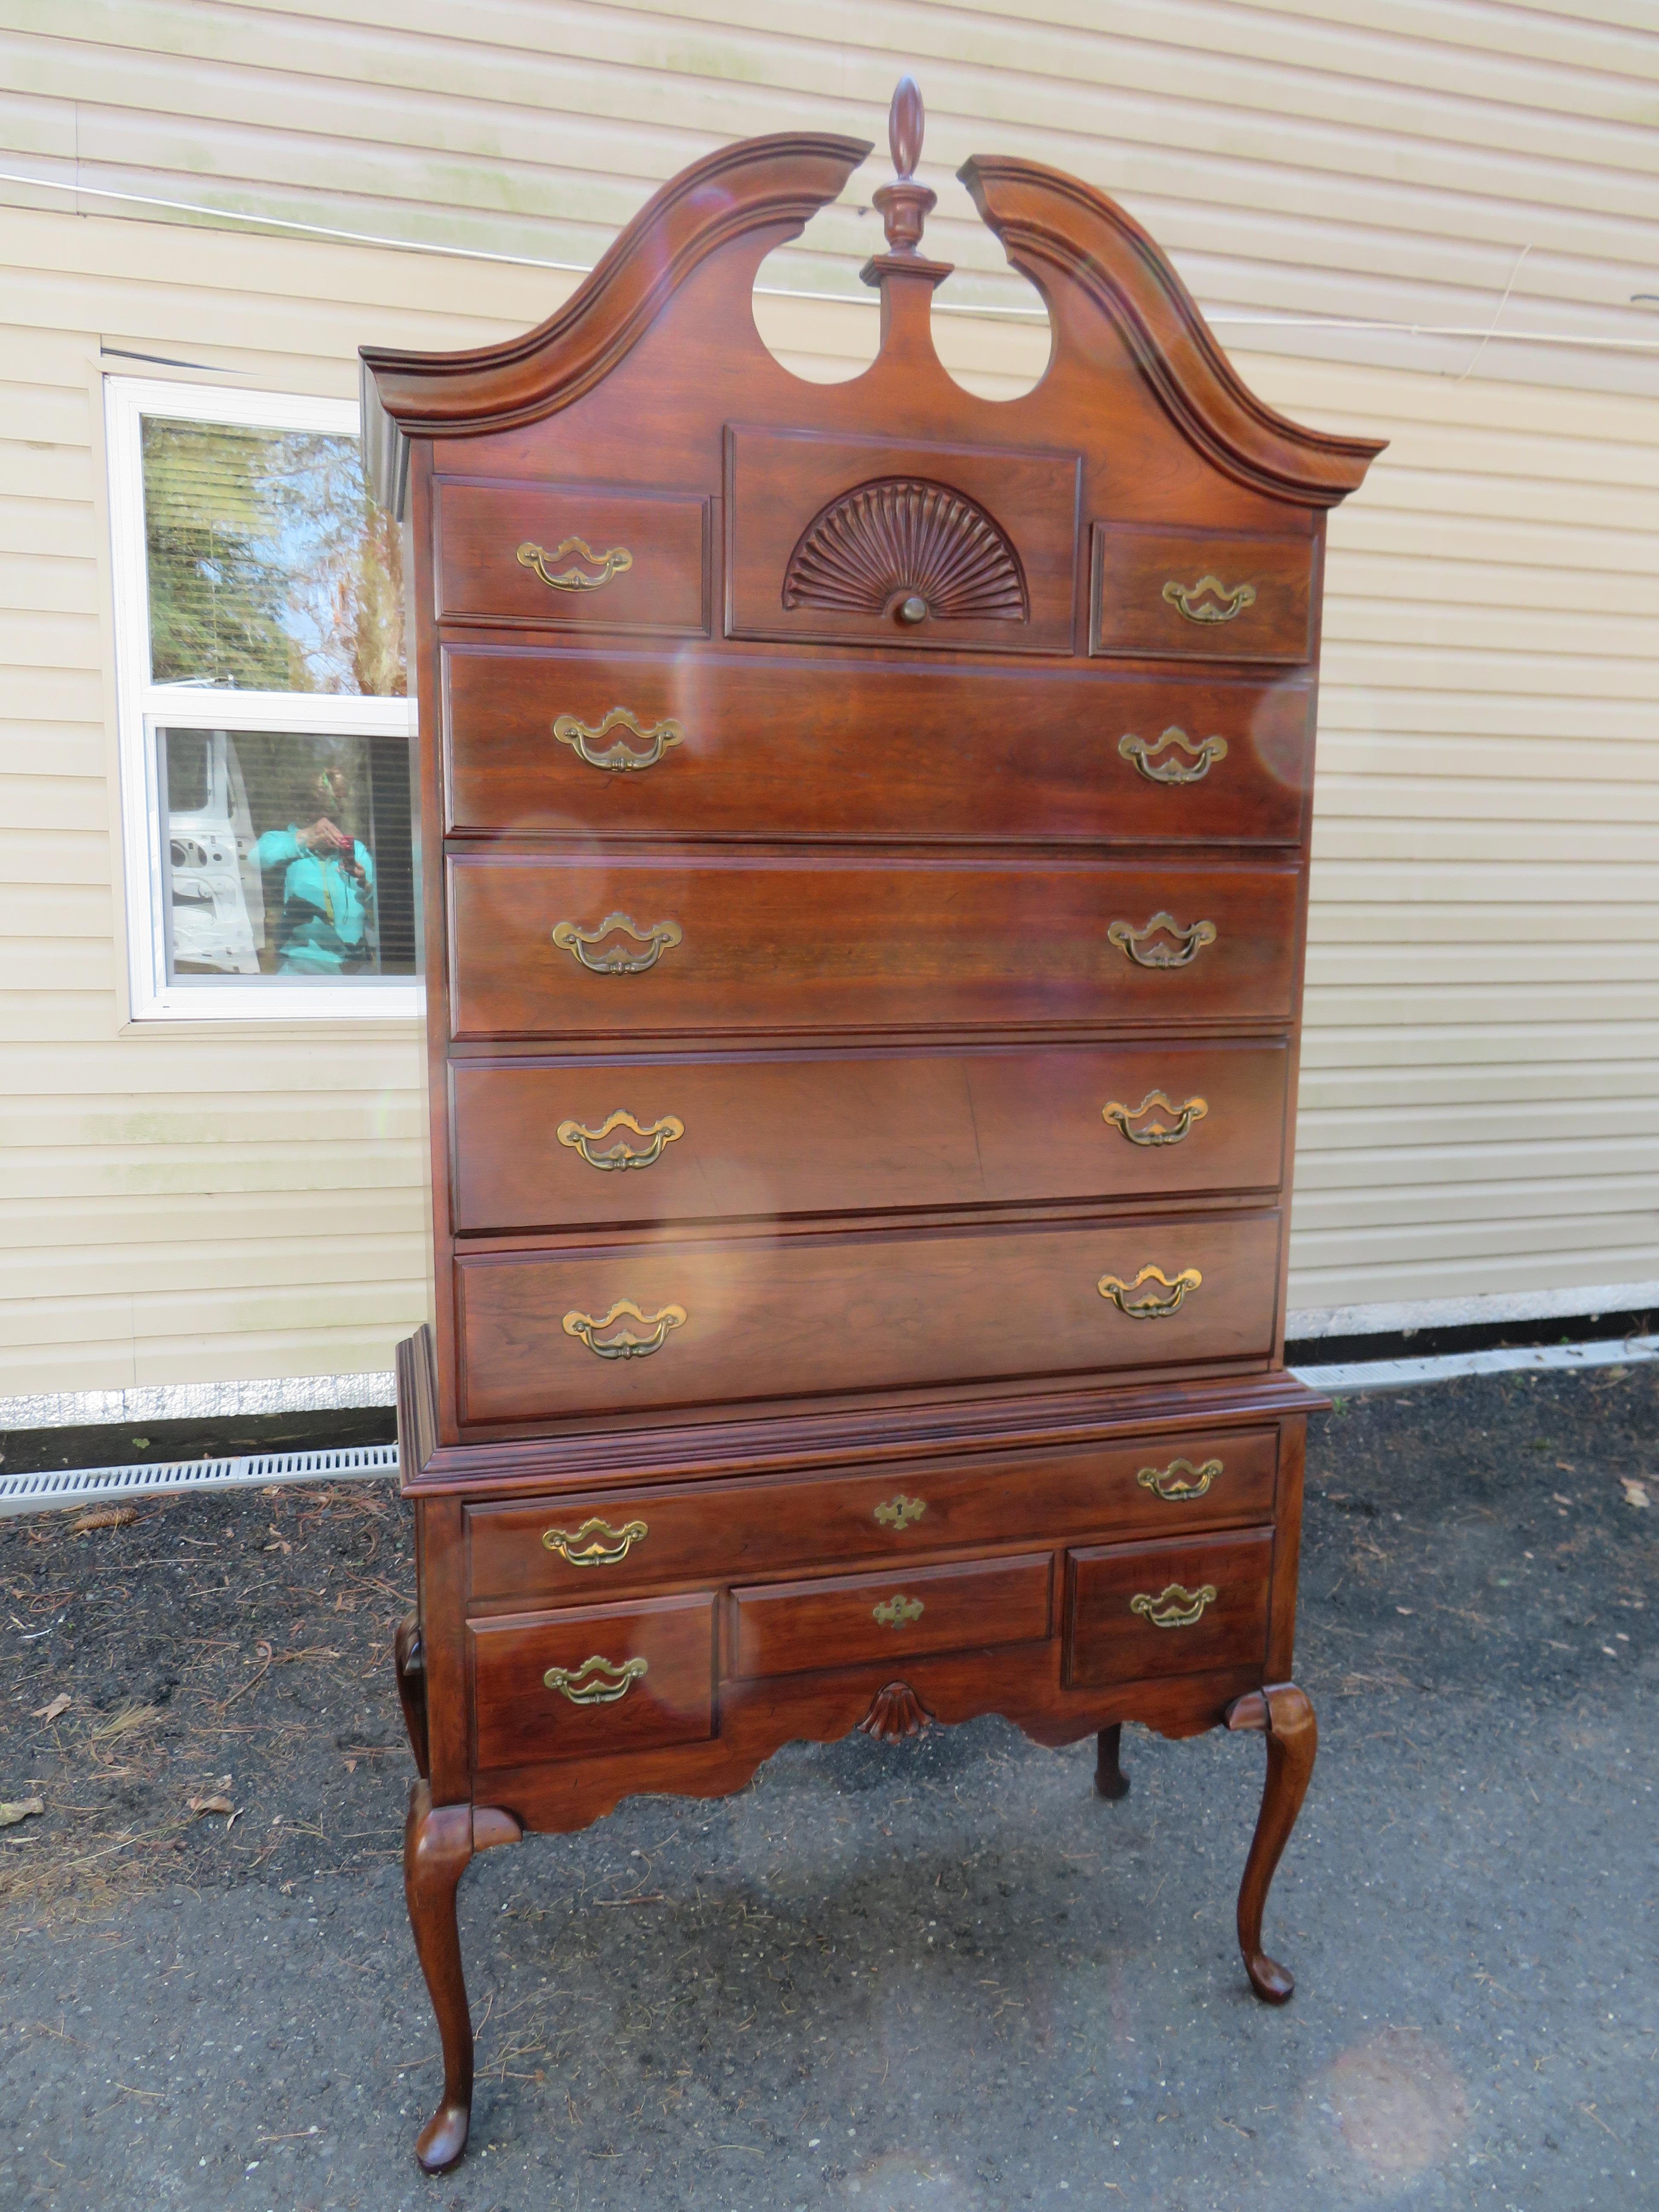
[142,419,406,697]
[158,727,417,981]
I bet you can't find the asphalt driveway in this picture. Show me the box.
[1,1362,1654,2211]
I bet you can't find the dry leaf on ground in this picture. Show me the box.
[31,1693,71,1723]
[0,1799,46,1828]
[186,1795,236,1819]
[1621,1478,1650,1509]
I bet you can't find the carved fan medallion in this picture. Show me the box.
[783,477,1028,626]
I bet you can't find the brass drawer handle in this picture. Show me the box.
[1107,913,1217,969]
[557,1109,684,1171]
[544,1653,649,1703]
[1136,1457,1221,1502]
[542,1516,649,1566]
[1098,1265,1202,1318]
[554,707,683,772]
[1161,575,1256,625]
[562,1299,687,1360]
[1103,1091,1208,1147]
[873,1494,927,1530]
[517,537,633,593]
[872,1594,924,1627]
[552,912,682,975]
[1130,1582,1217,1629]
[1118,728,1228,785]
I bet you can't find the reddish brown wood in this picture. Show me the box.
[446,853,1301,1044]
[449,1041,1291,1234]
[404,1328,1321,1493]
[479,1649,1269,1834]
[860,1680,933,1739]
[1226,1679,1318,2001]
[367,90,1379,2168]
[725,427,1079,652]
[728,1551,1051,1677]
[1090,524,1314,663]
[403,1784,523,2174]
[1094,1721,1130,1799]
[435,480,708,632]
[1065,1527,1274,1687]
[463,1425,1281,1604]
[455,1209,1283,1427]
[440,646,1314,848]
[470,1592,715,1767]
[394,1610,429,1778]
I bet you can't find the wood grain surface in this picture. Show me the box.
[463,1423,1282,1601]
[728,1551,1053,1677]
[469,1591,715,1767]
[1091,524,1314,662]
[435,479,707,632]
[455,1208,1283,1427]
[440,644,1313,844]
[449,1041,1290,1233]
[725,425,1080,653]
[446,855,1301,1042]
[1065,1526,1274,1686]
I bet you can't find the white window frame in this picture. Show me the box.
[106,376,420,1021]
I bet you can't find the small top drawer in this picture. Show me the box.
[1091,524,1314,664]
[435,478,708,634]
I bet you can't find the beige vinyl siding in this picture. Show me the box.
[4,0,1657,392]
[0,0,1655,1394]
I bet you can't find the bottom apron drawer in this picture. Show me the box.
[1065,1528,1273,1687]
[470,1592,715,1767]
[729,1552,1052,1679]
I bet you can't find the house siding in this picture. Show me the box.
[0,0,1655,1395]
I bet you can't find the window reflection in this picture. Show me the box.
[160,728,416,981]
[142,419,405,697]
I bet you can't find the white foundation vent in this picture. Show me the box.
[0,1442,399,1518]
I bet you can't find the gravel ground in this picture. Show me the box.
[0,1363,1654,2212]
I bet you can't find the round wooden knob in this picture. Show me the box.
[897,594,928,625]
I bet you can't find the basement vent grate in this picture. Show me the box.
[0,1442,399,1518]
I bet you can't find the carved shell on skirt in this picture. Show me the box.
[782,476,1027,625]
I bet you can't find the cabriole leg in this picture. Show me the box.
[403,1781,522,2173]
[1225,1681,1318,2004]
[1093,1722,1130,1800]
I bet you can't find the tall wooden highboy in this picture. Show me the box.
[362,82,1381,2174]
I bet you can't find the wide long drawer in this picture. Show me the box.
[441,644,1313,845]
[454,1209,1282,1426]
[464,1426,1281,1602]
[450,1041,1290,1232]
[446,855,1301,1042]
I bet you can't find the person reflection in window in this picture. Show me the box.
[255,767,378,975]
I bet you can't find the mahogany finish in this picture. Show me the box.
[363,80,1379,2170]
[440,647,1316,846]
[462,1424,1284,1604]
[435,480,708,632]
[454,1208,1284,1426]
[446,852,1302,1042]
[1064,1527,1275,1686]
[1090,524,1315,663]
[727,1551,1053,1677]
[450,1040,1292,1233]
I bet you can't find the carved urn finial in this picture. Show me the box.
[874,76,935,256]
[889,74,923,180]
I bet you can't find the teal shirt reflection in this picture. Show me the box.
[255,826,377,975]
